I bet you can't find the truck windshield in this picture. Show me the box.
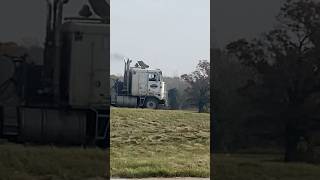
[148,73,158,81]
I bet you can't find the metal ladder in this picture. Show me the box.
[91,107,109,140]
[2,106,19,136]
[139,96,146,107]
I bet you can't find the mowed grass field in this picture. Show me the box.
[213,153,320,180]
[110,108,210,178]
[0,143,108,180]
[1,108,320,179]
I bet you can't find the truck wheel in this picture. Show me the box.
[145,98,158,109]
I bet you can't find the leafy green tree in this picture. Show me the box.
[212,48,253,152]
[226,0,320,162]
[181,60,210,113]
[167,88,179,110]
[163,77,189,109]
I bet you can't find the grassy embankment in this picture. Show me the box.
[1,108,320,179]
[213,153,320,180]
[0,143,108,180]
[110,108,210,178]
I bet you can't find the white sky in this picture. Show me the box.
[212,0,284,48]
[0,0,210,77]
[110,0,210,76]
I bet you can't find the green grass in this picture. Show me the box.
[213,153,320,180]
[0,143,108,180]
[110,108,210,178]
[2,108,320,179]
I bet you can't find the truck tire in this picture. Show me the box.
[145,98,158,109]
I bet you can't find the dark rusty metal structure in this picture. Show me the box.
[0,0,110,147]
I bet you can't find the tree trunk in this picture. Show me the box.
[284,121,315,162]
[284,122,300,162]
[198,103,205,113]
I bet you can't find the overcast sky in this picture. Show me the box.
[0,1,82,44]
[110,0,210,76]
[0,1,290,76]
[212,0,284,48]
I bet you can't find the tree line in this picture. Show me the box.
[213,0,320,163]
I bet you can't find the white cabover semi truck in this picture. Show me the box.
[111,60,167,109]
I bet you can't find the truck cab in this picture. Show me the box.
[111,60,167,109]
[131,68,164,98]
